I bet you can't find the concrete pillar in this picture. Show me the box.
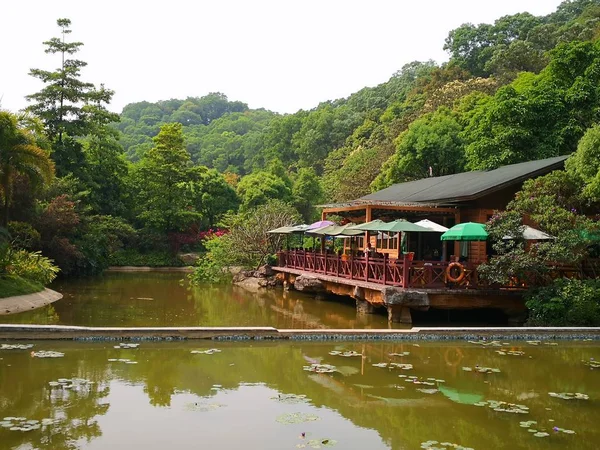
[506,310,527,326]
[387,305,412,324]
[356,299,374,315]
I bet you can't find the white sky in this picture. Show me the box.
[2,0,563,115]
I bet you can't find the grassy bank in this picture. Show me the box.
[0,275,44,298]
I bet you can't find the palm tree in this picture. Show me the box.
[0,111,55,227]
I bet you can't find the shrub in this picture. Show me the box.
[526,278,600,326]
[7,221,41,250]
[189,236,234,284]
[5,249,60,285]
[109,249,184,267]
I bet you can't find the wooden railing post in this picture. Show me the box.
[336,254,340,277]
[383,254,388,285]
[365,254,369,281]
[350,254,354,280]
[303,250,306,271]
[402,253,410,288]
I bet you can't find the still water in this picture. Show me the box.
[1,272,396,329]
[0,340,598,449]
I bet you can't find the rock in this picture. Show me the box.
[257,265,274,277]
[178,253,200,265]
[294,275,325,293]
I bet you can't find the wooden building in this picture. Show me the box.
[319,155,569,262]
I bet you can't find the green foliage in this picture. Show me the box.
[236,170,292,211]
[219,199,301,269]
[189,237,234,284]
[566,124,600,199]
[0,275,44,298]
[292,168,323,222]
[0,111,55,226]
[4,249,60,285]
[526,278,600,326]
[108,249,184,267]
[7,221,41,250]
[132,123,201,233]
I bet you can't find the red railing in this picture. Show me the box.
[277,250,483,289]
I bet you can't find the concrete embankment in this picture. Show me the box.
[0,289,63,315]
[0,324,598,341]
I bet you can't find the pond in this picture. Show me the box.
[1,272,396,329]
[0,340,598,449]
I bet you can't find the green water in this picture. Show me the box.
[0,340,598,449]
[1,272,395,329]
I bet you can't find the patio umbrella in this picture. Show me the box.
[502,225,554,241]
[378,220,434,233]
[414,219,449,232]
[307,220,335,230]
[267,224,310,234]
[441,222,488,241]
[306,224,364,237]
[347,219,388,231]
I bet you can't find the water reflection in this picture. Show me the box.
[0,341,598,449]
[1,272,396,329]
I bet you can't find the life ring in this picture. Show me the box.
[444,347,464,367]
[446,262,466,283]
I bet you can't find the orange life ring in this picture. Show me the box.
[446,262,466,283]
[444,347,464,366]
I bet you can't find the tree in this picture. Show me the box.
[236,171,292,211]
[0,111,55,226]
[132,123,200,233]
[26,18,119,175]
[566,124,600,199]
[292,168,323,222]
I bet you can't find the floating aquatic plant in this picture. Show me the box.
[0,344,34,350]
[303,364,336,374]
[417,388,439,394]
[473,400,528,414]
[373,362,413,370]
[533,432,549,437]
[191,349,221,355]
[583,358,599,369]
[276,412,320,424]
[552,427,575,434]
[468,340,503,347]
[389,352,410,357]
[0,417,59,432]
[520,421,537,428]
[495,350,525,356]
[297,438,337,448]
[461,366,500,374]
[185,402,225,412]
[114,343,139,349]
[272,393,310,404]
[420,440,474,449]
[31,351,64,358]
[48,378,93,390]
[526,341,541,346]
[548,392,589,400]
[107,358,137,364]
[328,350,361,357]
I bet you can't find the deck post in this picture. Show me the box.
[402,253,410,288]
[350,254,354,280]
[387,305,412,324]
[303,250,306,271]
[383,254,388,285]
[336,254,340,277]
[364,254,369,281]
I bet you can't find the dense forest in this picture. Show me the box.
[2,0,600,302]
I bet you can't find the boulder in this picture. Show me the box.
[257,265,274,277]
[177,253,200,265]
[294,275,325,293]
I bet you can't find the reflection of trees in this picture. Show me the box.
[0,345,111,450]
[1,340,599,450]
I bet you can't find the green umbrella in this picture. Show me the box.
[441,222,488,241]
[378,220,434,233]
[347,220,388,231]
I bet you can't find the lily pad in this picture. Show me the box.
[114,343,139,349]
[328,350,361,357]
[548,392,589,400]
[191,348,222,355]
[389,352,410,357]
[272,393,310,404]
[303,363,336,374]
[0,344,34,350]
[31,351,64,358]
[276,412,320,424]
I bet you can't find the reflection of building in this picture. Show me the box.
[319,155,568,261]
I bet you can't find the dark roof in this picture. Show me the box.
[321,156,569,208]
